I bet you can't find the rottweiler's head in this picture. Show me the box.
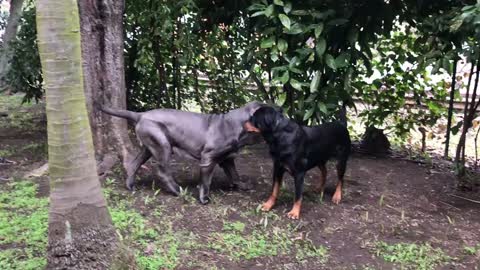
[244,105,284,134]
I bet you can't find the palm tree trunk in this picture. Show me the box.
[36,0,132,267]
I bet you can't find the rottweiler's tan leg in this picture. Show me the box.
[332,161,346,204]
[313,164,327,193]
[262,162,284,211]
[287,199,302,219]
[262,181,280,211]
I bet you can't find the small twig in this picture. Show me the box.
[449,194,480,204]
[0,158,16,164]
[439,201,461,211]
[0,177,10,181]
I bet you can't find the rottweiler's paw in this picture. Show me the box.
[262,199,275,212]
[332,192,342,205]
[261,201,274,212]
[286,210,300,220]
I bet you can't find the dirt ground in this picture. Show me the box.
[1,97,480,269]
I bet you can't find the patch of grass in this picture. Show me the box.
[105,181,199,270]
[463,244,480,255]
[0,180,48,269]
[210,221,289,260]
[209,221,328,263]
[0,143,46,159]
[178,187,196,204]
[0,94,29,111]
[373,241,450,270]
[295,239,329,263]
[0,94,41,132]
[0,148,13,157]
[21,142,46,153]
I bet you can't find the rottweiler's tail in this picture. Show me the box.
[95,102,141,123]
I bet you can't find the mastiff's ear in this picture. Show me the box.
[248,101,263,116]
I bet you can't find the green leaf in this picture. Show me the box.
[276,92,287,106]
[442,58,451,73]
[251,11,265,17]
[307,53,315,62]
[310,71,321,93]
[291,10,308,16]
[312,9,335,19]
[284,23,304,34]
[310,71,322,93]
[314,23,324,38]
[290,79,302,90]
[270,53,279,62]
[347,28,358,45]
[279,71,289,84]
[274,0,284,6]
[288,56,299,68]
[283,2,292,13]
[325,54,336,70]
[335,52,349,68]
[317,102,327,114]
[303,107,315,121]
[289,67,303,74]
[265,4,275,17]
[261,37,275,48]
[278,14,291,29]
[277,39,288,52]
[327,18,349,26]
[316,37,326,56]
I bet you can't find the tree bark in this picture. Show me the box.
[78,0,135,174]
[444,58,458,159]
[251,72,272,102]
[0,0,24,92]
[36,0,133,267]
[455,58,480,178]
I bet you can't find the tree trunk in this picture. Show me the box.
[36,0,133,267]
[475,126,480,169]
[251,72,271,102]
[455,58,480,178]
[0,0,24,92]
[78,0,135,174]
[444,58,458,159]
[193,67,205,112]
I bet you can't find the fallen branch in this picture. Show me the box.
[439,201,461,211]
[448,194,480,204]
[0,157,16,164]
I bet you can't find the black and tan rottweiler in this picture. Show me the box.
[244,106,351,219]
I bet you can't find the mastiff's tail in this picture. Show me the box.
[95,102,141,123]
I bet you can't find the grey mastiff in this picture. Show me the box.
[99,102,265,204]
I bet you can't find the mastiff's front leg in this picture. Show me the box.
[198,161,216,204]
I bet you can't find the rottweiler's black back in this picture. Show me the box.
[302,122,351,170]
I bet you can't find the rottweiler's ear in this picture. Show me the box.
[244,121,261,133]
[273,105,284,114]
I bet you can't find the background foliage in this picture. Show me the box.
[2,0,479,173]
